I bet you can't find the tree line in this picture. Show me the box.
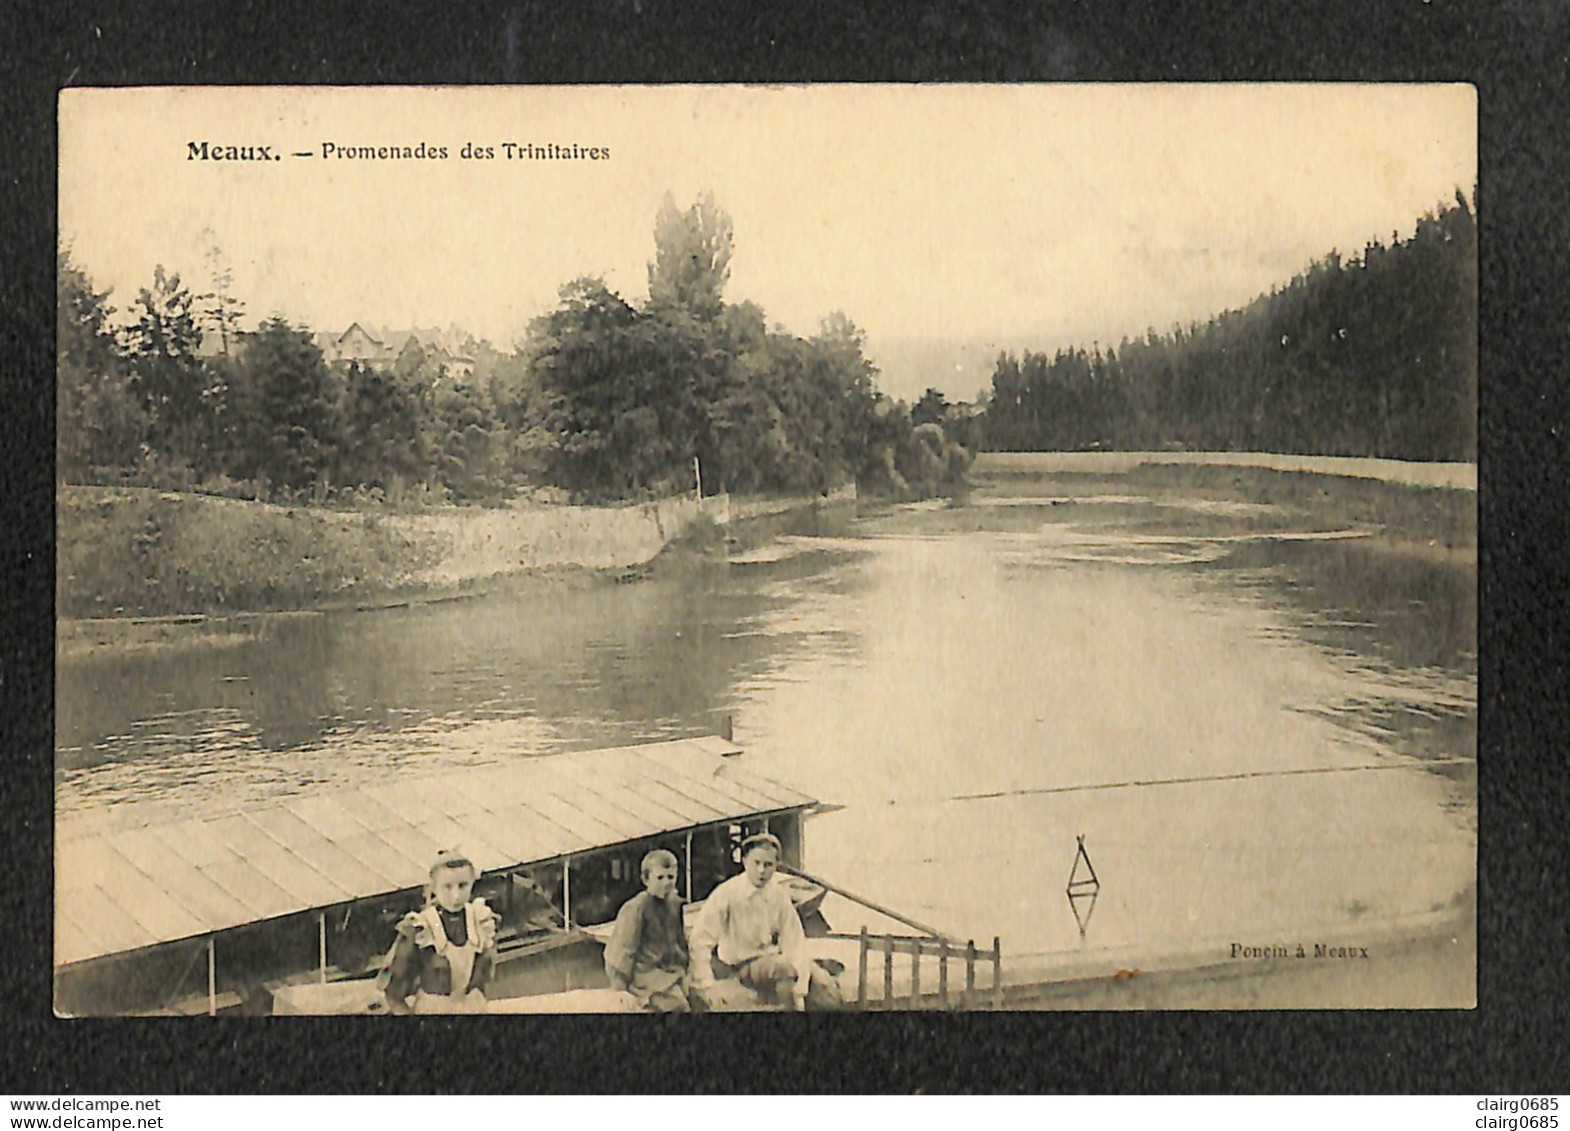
[62,190,1471,507]
[58,193,968,506]
[980,191,1478,462]
[56,249,531,505]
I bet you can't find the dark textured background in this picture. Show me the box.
[3,0,1565,1094]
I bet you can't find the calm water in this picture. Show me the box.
[56,477,1476,969]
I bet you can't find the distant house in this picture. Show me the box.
[385,329,477,381]
[319,323,476,380]
[323,322,390,367]
[435,348,477,382]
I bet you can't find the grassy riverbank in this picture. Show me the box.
[55,484,843,630]
[972,453,1476,555]
[57,487,444,620]
[56,486,704,622]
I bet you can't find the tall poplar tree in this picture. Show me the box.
[647,191,733,318]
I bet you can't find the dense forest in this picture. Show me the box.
[57,193,965,505]
[981,191,1477,462]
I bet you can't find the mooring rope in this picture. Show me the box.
[949,756,1475,802]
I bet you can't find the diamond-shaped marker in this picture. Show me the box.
[1066,835,1101,938]
[1068,888,1098,936]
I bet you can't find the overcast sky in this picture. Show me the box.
[61,85,1474,398]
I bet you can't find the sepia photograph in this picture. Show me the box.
[55,84,1476,1016]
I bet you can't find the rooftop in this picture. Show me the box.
[55,736,814,968]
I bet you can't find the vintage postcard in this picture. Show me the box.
[55,85,1476,1015]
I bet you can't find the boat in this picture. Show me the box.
[54,735,994,1015]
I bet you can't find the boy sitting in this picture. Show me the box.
[688,833,842,1011]
[603,848,692,1013]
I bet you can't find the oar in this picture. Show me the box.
[777,864,956,942]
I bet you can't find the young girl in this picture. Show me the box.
[383,850,499,1014]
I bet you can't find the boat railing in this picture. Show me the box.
[845,928,1003,1010]
[770,864,1004,1009]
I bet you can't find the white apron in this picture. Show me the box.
[387,899,496,1013]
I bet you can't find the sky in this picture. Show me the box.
[60,85,1475,400]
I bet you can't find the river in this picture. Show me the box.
[56,469,1476,994]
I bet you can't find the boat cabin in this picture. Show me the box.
[54,736,816,1016]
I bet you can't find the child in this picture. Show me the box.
[603,848,691,1013]
[689,832,843,1011]
[383,850,499,1014]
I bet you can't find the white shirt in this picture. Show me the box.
[689,873,811,989]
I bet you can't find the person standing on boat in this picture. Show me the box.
[688,833,842,1011]
[603,848,692,1013]
[383,850,499,1015]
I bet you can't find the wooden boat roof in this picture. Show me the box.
[55,736,815,968]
